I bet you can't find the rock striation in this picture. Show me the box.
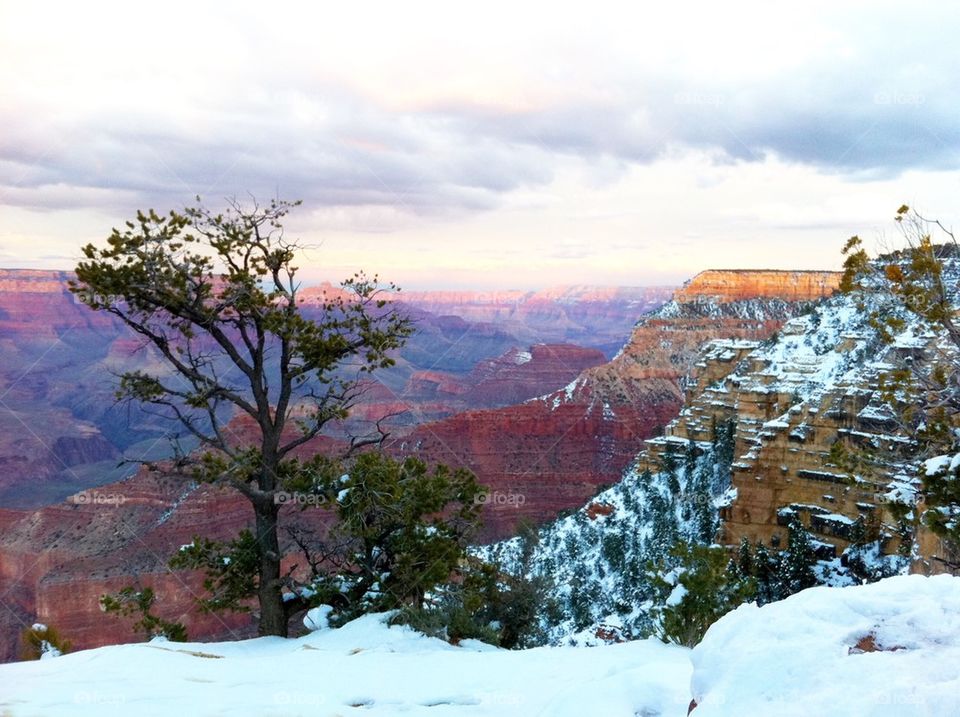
[0,268,842,658]
[400,271,841,541]
[639,263,956,571]
[673,269,842,304]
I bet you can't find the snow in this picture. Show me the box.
[924,454,953,476]
[0,612,692,717]
[513,350,532,365]
[6,576,960,715]
[690,575,960,716]
[665,583,688,607]
[303,605,334,632]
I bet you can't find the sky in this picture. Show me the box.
[2,0,960,289]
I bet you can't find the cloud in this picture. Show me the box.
[1,0,959,230]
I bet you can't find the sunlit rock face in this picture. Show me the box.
[398,271,841,542]
[641,262,958,572]
[0,268,841,659]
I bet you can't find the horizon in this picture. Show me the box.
[0,265,845,294]
[3,1,960,289]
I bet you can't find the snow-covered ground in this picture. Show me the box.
[691,574,960,716]
[3,575,958,716]
[0,612,692,717]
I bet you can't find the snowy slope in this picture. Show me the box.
[4,576,960,716]
[691,574,960,716]
[0,612,692,717]
[481,433,735,644]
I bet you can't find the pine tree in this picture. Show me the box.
[688,461,716,544]
[711,417,737,492]
[736,537,754,577]
[71,198,413,636]
[778,518,818,596]
[649,542,756,647]
[684,440,698,484]
[753,541,779,605]
[648,490,679,555]
[661,451,682,497]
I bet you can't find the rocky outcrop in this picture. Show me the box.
[638,267,954,570]
[0,463,344,661]
[392,396,679,540]
[461,344,605,407]
[398,271,841,541]
[673,270,842,304]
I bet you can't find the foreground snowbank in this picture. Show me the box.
[5,575,960,716]
[0,613,692,717]
[690,574,960,716]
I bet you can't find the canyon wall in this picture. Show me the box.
[0,270,649,509]
[398,270,842,540]
[0,268,842,658]
[639,274,954,571]
[673,270,843,304]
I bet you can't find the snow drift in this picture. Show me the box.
[690,574,960,716]
[2,575,959,716]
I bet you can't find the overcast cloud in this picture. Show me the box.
[1,0,959,287]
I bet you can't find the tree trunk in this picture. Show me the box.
[254,499,287,637]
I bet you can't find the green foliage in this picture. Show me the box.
[649,542,756,647]
[686,459,716,543]
[169,531,259,614]
[393,526,553,650]
[100,586,188,642]
[778,517,818,596]
[174,453,483,627]
[736,536,753,577]
[19,624,72,660]
[712,418,737,484]
[839,206,960,560]
[71,197,414,636]
[317,452,482,617]
[751,541,779,605]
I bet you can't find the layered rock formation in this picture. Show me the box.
[0,268,843,658]
[0,270,651,509]
[0,271,657,659]
[672,269,842,304]
[399,270,842,540]
[639,266,955,570]
[301,284,675,358]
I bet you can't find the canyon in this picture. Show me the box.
[0,270,652,509]
[416,270,842,539]
[0,268,841,660]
